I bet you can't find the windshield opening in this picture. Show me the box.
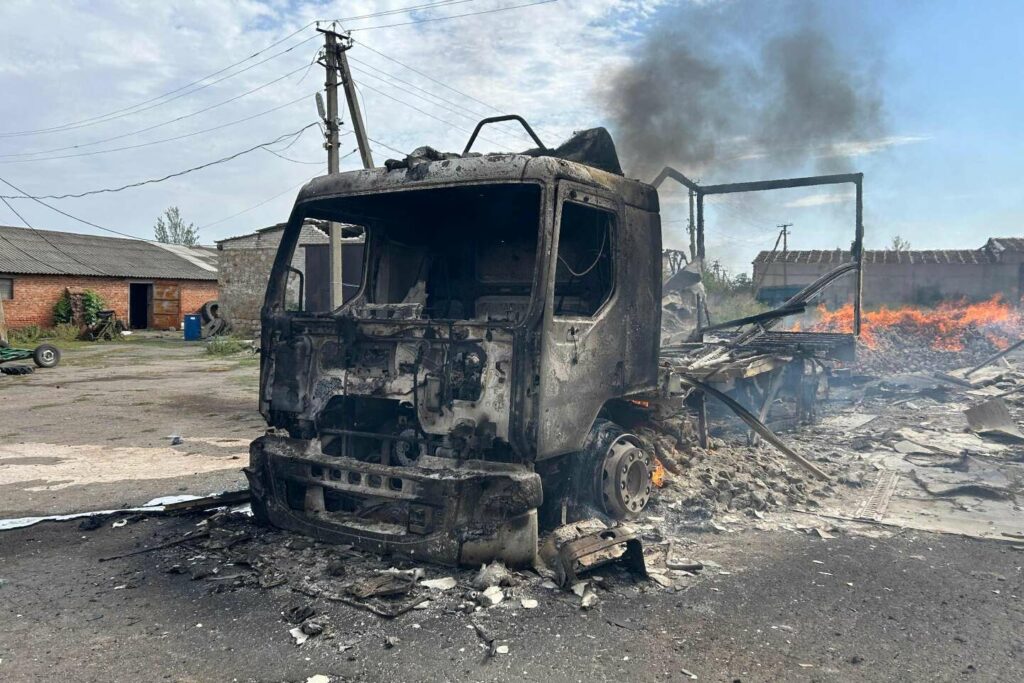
[304,183,543,323]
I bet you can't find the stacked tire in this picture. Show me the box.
[199,300,232,338]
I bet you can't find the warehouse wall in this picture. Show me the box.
[217,224,365,336]
[0,274,216,330]
[753,261,1022,307]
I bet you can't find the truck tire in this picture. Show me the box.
[33,344,61,368]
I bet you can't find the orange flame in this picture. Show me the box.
[800,296,1023,352]
[651,457,666,488]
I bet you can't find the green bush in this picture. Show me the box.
[50,323,81,342]
[205,337,250,356]
[53,289,104,326]
[9,325,43,345]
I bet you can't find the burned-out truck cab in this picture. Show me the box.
[247,121,662,566]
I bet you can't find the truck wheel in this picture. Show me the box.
[33,344,61,368]
[562,419,655,521]
[598,430,655,519]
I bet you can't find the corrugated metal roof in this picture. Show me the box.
[987,237,1024,252]
[0,225,217,280]
[753,248,994,265]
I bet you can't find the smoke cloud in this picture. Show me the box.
[604,2,885,178]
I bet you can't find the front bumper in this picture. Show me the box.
[246,434,542,566]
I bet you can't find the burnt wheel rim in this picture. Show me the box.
[601,437,653,519]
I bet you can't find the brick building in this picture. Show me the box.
[0,225,218,330]
[216,220,363,335]
[752,237,1024,308]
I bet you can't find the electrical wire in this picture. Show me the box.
[344,0,558,31]
[262,147,329,165]
[322,0,478,23]
[366,136,408,157]
[0,34,321,139]
[198,147,362,231]
[0,125,318,200]
[0,94,314,164]
[0,174,169,243]
[0,1,498,138]
[0,196,111,276]
[558,226,608,278]
[348,61,530,145]
[350,40,552,142]
[355,79,508,149]
[0,62,313,158]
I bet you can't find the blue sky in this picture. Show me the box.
[0,1,1020,275]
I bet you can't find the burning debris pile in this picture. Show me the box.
[645,436,832,521]
[800,297,1024,373]
[630,403,833,522]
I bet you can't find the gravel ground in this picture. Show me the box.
[1,515,1021,682]
[0,336,259,517]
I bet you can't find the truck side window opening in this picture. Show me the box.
[554,202,614,316]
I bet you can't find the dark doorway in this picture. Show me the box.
[129,283,152,329]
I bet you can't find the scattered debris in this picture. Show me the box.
[285,604,316,624]
[540,519,647,587]
[964,398,1024,442]
[471,562,513,590]
[347,573,416,600]
[420,576,457,591]
[289,627,309,646]
[476,585,504,607]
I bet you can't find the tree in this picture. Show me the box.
[890,234,911,252]
[154,206,198,246]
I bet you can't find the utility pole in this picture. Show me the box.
[337,43,373,170]
[318,25,374,309]
[777,223,792,287]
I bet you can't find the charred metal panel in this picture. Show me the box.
[247,433,542,566]
[535,183,661,459]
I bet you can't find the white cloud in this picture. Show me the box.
[783,190,855,208]
[820,135,929,158]
[0,0,668,242]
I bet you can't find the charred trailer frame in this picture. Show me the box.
[246,122,664,566]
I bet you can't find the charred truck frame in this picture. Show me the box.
[247,117,861,566]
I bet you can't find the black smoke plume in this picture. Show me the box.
[604,2,884,178]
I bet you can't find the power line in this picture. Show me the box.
[198,176,317,230]
[262,147,329,165]
[353,39,512,117]
[0,175,179,243]
[355,79,509,149]
[0,34,321,139]
[0,1,497,139]
[0,93,315,164]
[325,0,478,23]
[343,0,558,32]
[0,62,314,159]
[367,136,407,157]
[198,147,363,231]
[351,39,556,142]
[0,197,111,276]
[0,125,318,200]
[348,60,530,145]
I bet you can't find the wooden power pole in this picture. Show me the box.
[319,25,374,308]
[777,223,792,287]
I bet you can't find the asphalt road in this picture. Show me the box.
[1,516,1020,682]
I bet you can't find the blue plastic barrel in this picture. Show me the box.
[183,314,202,341]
